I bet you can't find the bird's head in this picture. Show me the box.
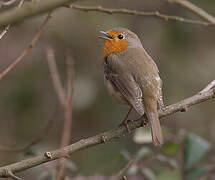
[99,27,142,59]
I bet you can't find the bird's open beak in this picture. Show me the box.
[98,31,113,40]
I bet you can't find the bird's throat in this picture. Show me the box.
[102,39,128,59]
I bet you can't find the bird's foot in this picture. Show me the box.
[158,104,165,112]
[142,119,148,127]
[118,120,133,133]
[158,100,165,112]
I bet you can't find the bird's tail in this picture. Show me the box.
[144,97,163,146]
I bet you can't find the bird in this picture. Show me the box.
[99,27,164,146]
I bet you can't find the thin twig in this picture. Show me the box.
[17,0,24,8]
[7,170,22,180]
[0,0,78,28]
[46,47,66,106]
[199,80,215,94]
[55,54,74,180]
[46,48,74,179]
[66,4,212,26]
[0,0,24,40]
[65,54,74,101]
[166,0,215,24]
[0,25,10,40]
[0,0,213,28]
[0,12,52,80]
[112,158,137,179]
[0,81,214,177]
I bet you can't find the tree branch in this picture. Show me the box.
[165,0,215,24]
[199,80,215,94]
[55,54,74,180]
[0,0,79,28]
[0,25,10,40]
[0,0,24,40]
[67,5,212,26]
[0,0,214,28]
[6,170,22,180]
[112,157,137,179]
[0,12,52,80]
[46,47,66,106]
[46,48,74,179]
[0,81,214,178]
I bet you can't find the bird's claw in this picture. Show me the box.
[118,120,133,133]
[142,119,148,127]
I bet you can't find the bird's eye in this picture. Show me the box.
[117,34,124,39]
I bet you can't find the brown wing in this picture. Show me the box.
[103,55,144,116]
[107,73,145,116]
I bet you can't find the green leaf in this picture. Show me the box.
[65,160,77,172]
[162,142,180,156]
[152,166,166,175]
[156,154,178,169]
[157,169,181,180]
[36,171,49,180]
[127,165,138,175]
[186,166,208,180]
[133,127,152,144]
[141,167,156,180]
[120,150,131,161]
[136,147,152,160]
[184,133,211,170]
[50,171,55,180]
[24,149,37,157]
[36,171,55,180]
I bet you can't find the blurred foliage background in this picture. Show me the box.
[0,0,215,179]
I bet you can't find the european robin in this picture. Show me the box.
[99,27,164,146]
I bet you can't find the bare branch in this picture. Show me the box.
[0,12,52,80]
[165,0,215,24]
[17,0,24,8]
[67,4,212,26]
[0,0,24,40]
[7,170,22,180]
[0,81,214,178]
[0,25,10,40]
[55,54,74,180]
[46,48,74,179]
[65,54,74,102]
[46,47,66,106]
[112,158,137,179]
[199,80,215,94]
[0,0,213,28]
[0,0,78,28]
